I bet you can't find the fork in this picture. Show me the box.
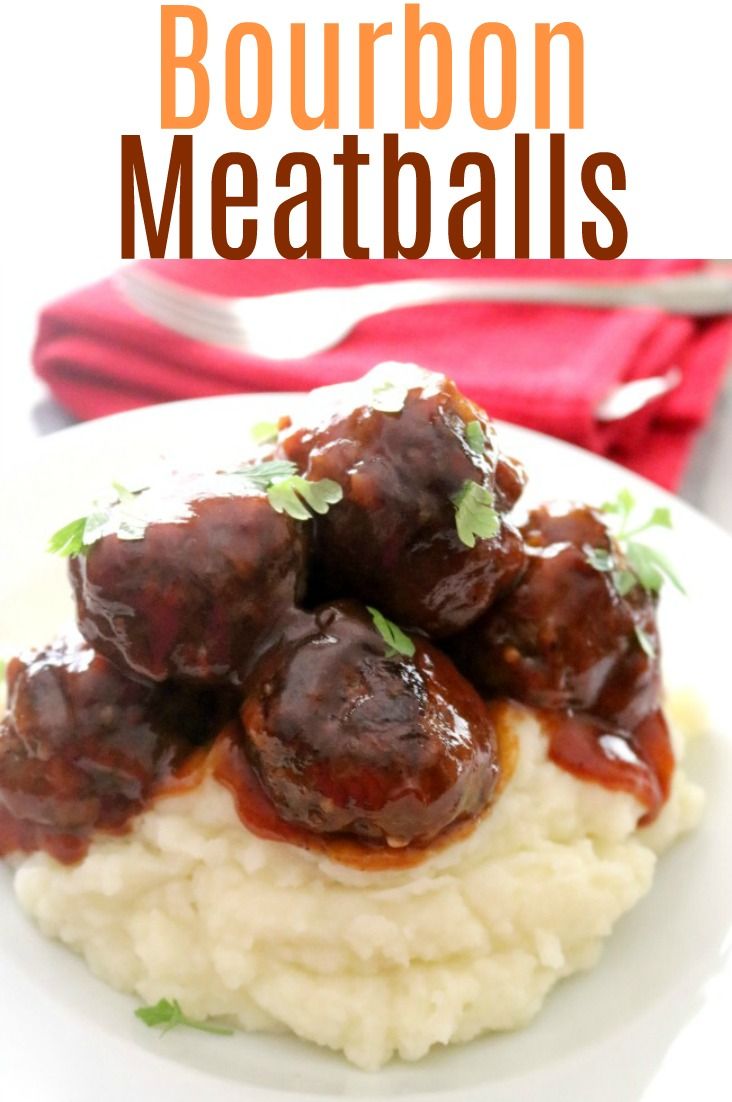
[115,266,732,363]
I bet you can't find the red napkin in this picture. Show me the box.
[33,259,732,490]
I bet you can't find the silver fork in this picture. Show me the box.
[116,266,732,363]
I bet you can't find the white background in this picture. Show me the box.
[2,0,732,267]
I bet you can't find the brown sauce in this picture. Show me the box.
[449,504,674,825]
[276,376,527,637]
[0,640,238,866]
[0,394,677,864]
[238,602,502,850]
[543,708,674,825]
[210,715,518,871]
[0,806,90,866]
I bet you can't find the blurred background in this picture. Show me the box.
[2,258,731,533]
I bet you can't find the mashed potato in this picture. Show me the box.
[13,706,703,1070]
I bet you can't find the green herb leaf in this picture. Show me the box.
[624,543,664,593]
[586,547,639,596]
[598,489,683,597]
[648,506,672,530]
[0,659,6,683]
[267,476,343,521]
[135,998,233,1037]
[612,568,638,597]
[250,421,279,446]
[601,488,635,523]
[237,459,298,490]
[266,479,311,520]
[634,624,656,658]
[48,463,314,558]
[111,481,137,504]
[81,509,114,547]
[367,606,416,658]
[371,379,409,414]
[452,481,500,549]
[135,998,181,1031]
[47,517,88,557]
[625,542,686,595]
[48,482,153,557]
[464,420,486,455]
[584,547,613,573]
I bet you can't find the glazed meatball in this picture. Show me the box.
[0,636,235,862]
[239,601,500,847]
[69,477,308,684]
[276,367,526,637]
[449,504,660,729]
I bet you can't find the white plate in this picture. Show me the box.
[0,394,730,1102]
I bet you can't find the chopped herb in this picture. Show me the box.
[612,568,638,597]
[452,481,500,549]
[584,547,637,597]
[0,659,6,682]
[111,481,137,504]
[267,476,343,521]
[48,483,150,558]
[648,506,673,531]
[250,421,279,446]
[135,998,233,1037]
[464,420,486,455]
[370,379,409,414]
[237,459,298,490]
[82,507,119,546]
[367,607,416,658]
[634,624,656,658]
[624,542,685,595]
[584,547,613,573]
[603,491,673,543]
[596,489,685,596]
[47,517,88,557]
[601,487,636,523]
[48,461,341,557]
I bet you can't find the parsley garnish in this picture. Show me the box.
[267,475,343,520]
[584,546,612,572]
[48,482,149,558]
[452,481,500,548]
[464,420,486,455]
[48,461,343,557]
[584,546,635,597]
[111,481,136,504]
[239,461,343,521]
[236,459,298,489]
[367,607,416,658]
[371,379,409,414]
[47,517,88,557]
[634,624,656,658]
[591,489,685,596]
[250,421,279,446]
[135,998,233,1037]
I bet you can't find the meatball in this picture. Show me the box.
[276,366,526,637]
[69,477,308,684]
[449,504,660,729]
[0,635,235,862]
[239,601,500,847]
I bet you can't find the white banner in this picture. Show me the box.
[3,0,731,259]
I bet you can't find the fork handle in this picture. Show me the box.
[337,273,732,319]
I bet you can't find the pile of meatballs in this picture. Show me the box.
[0,368,669,866]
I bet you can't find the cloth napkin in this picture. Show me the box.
[33,259,732,490]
